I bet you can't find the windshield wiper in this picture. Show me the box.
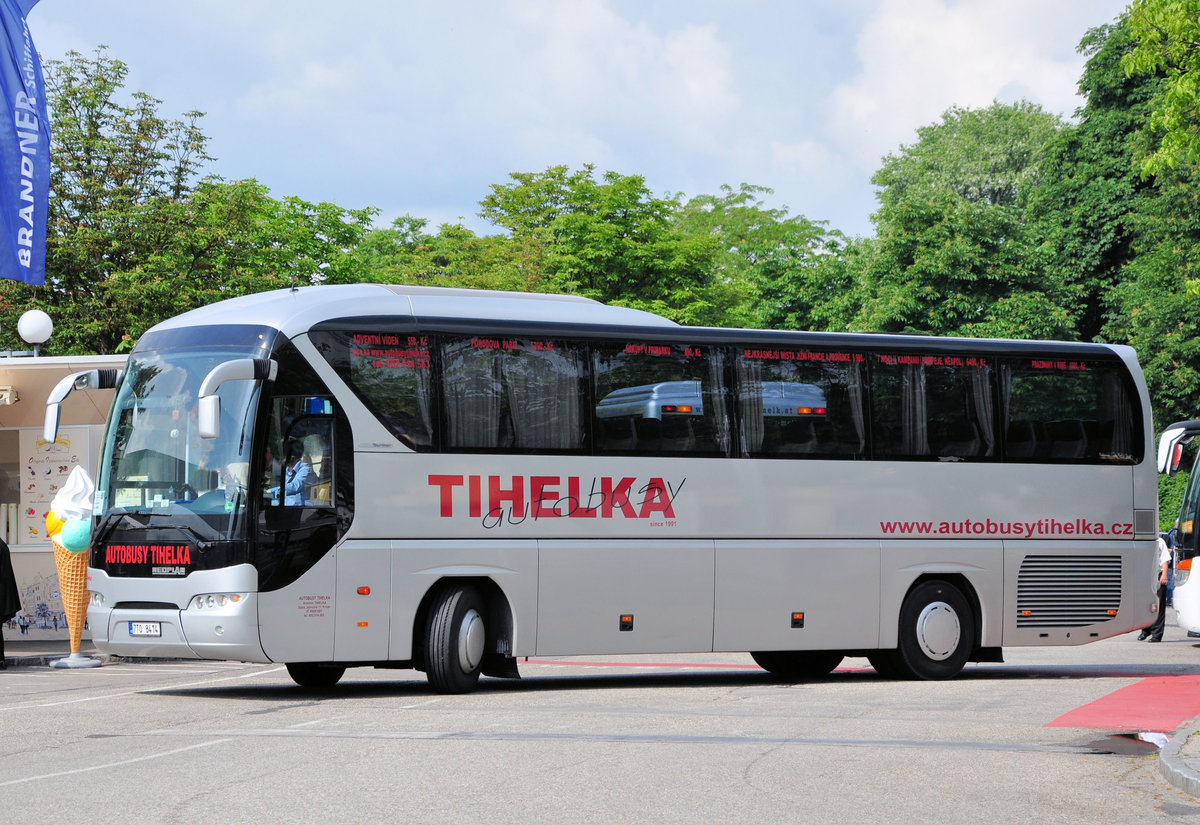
[93,509,224,548]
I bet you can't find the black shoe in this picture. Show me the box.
[1138,631,1150,640]
[1149,637,1163,643]
[1188,631,1200,638]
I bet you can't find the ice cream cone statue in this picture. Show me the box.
[47,467,100,668]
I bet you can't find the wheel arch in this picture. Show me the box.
[411,576,516,676]
[882,571,984,651]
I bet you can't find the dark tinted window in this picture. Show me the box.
[592,340,729,456]
[735,347,867,458]
[871,353,996,461]
[1001,358,1140,464]
[441,335,586,452]
[313,329,434,450]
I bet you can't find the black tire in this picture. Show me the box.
[891,579,974,680]
[866,651,903,679]
[286,662,345,688]
[750,650,844,679]
[424,584,487,694]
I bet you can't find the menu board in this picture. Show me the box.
[19,426,88,544]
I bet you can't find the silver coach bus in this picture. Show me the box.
[46,284,1159,692]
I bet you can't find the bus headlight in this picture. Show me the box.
[1177,559,1191,588]
[189,593,247,611]
[90,592,105,608]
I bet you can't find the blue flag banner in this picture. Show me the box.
[0,0,46,286]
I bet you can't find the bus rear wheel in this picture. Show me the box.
[890,579,974,680]
[750,650,844,679]
[424,584,487,694]
[286,662,345,688]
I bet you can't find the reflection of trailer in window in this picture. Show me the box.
[751,382,829,455]
[758,382,827,418]
[595,381,706,453]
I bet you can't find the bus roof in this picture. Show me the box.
[150,284,679,338]
[143,284,1141,376]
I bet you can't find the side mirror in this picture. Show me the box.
[43,368,123,443]
[1157,420,1200,475]
[197,358,278,439]
[198,395,221,439]
[42,403,60,444]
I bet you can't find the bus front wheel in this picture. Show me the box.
[286,662,345,688]
[889,579,974,680]
[750,650,844,679]
[424,584,487,694]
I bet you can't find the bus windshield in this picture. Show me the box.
[95,348,261,542]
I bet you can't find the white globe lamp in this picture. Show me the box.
[17,309,52,353]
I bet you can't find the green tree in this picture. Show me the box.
[874,101,1064,210]
[1028,19,1158,343]
[852,193,1073,338]
[478,165,723,324]
[1,47,214,352]
[671,183,835,330]
[819,102,1074,338]
[1103,163,1200,426]
[352,216,549,292]
[1122,0,1200,175]
[0,48,375,353]
[92,180,375,350]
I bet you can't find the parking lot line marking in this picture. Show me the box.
[0,740,229,787]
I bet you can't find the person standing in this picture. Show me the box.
[1139,533,1172,642]
[0,537,20,668]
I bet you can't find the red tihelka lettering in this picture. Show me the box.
[428,474,464,517]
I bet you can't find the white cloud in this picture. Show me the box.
[770,140,836,180]
[510,0,740,153]
[829,0,1126,170]
[24,0,1131,240]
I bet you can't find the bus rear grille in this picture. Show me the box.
[1016,555,1122,628]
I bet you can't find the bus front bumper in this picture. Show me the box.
[87,566,270,663]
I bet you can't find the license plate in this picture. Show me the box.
[128,621,161,637]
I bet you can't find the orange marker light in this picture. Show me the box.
[357,621,369,627]
[357,586,371,596]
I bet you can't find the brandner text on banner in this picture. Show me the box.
[0,0,47,287]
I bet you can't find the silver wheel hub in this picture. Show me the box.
[915,601,960,661]
[457,608,485,673]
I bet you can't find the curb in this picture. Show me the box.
[1161,719,1200,797]
[4,652,188,671]
[4,653,117,668]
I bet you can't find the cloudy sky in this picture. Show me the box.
[28,0,1129,239]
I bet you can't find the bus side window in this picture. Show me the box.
[592,341,729,457]
[734,348,866,459]
[440,335,587,453]
[870,354,995,461]
[1001,360,1139,464]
